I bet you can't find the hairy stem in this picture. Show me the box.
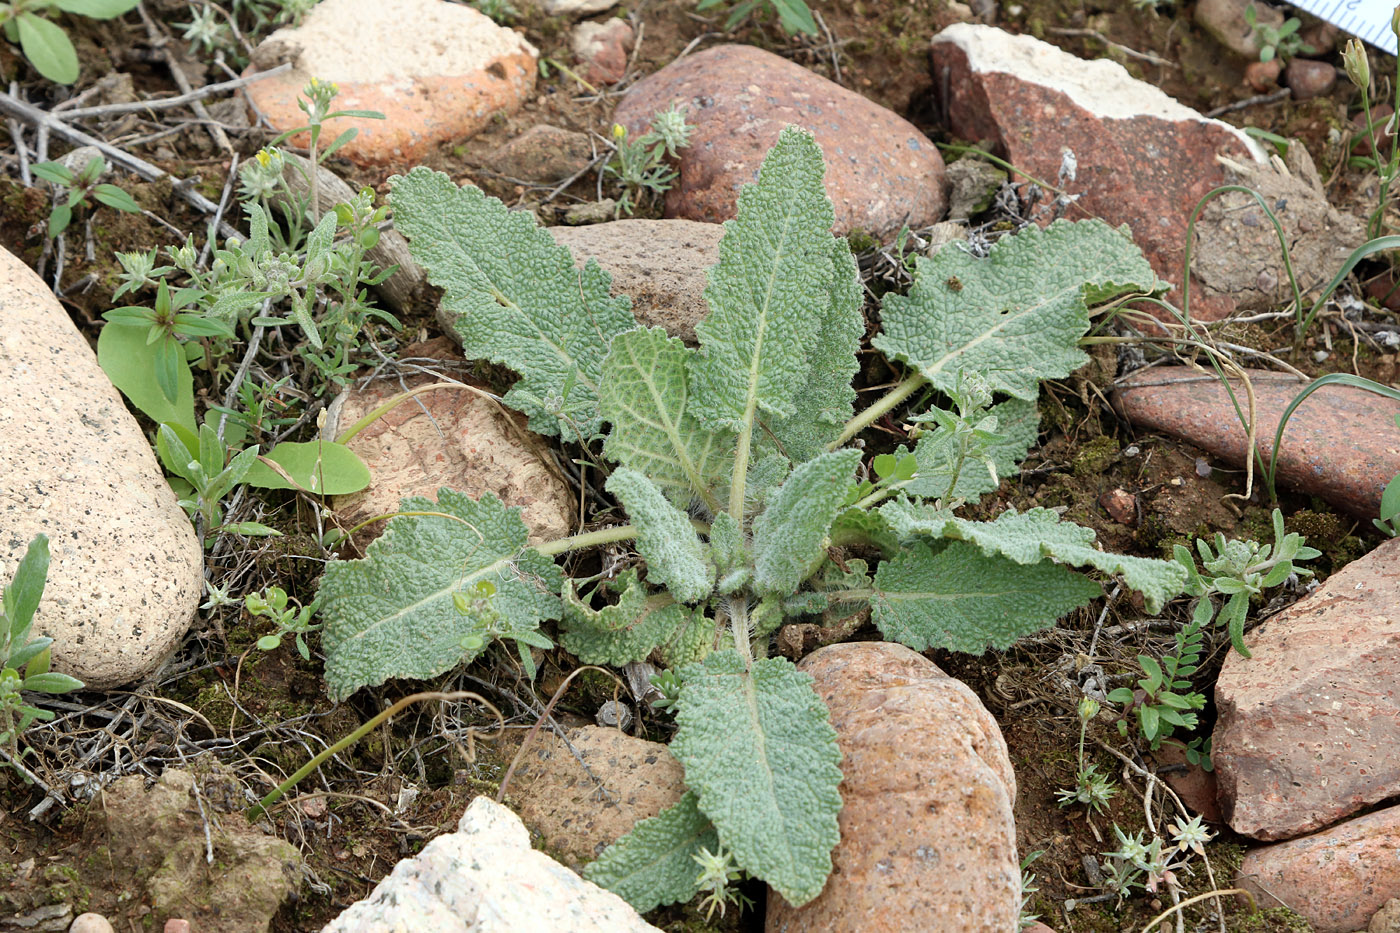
[831,371,927,448]
[534,524,637,557]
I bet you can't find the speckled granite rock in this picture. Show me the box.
[321,796,662,932]
[0,248,201,689]
[549,219,722,344]
[508,725,687,870]
[326,339,573,546]
[767,641,1020,931]
[242,0,536,166]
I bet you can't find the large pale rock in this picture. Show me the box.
[242,0,537,166]
[1235,804,1400,933]
[613,45,947,239]
[327,339,573,546]
[1114,368,1400,519]
[322,796,661,932]
[508,725,686,869]
[767,642,1019,931]
[1213,537,1400,841]
[930,24,1266,320]
[0,249,201,689]
[549,219,722,344]
[101,770,300,933]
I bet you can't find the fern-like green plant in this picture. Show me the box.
[313,127,1188,911]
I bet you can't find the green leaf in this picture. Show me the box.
[22,671,83,694]
[606,469,714,604]
[49,0,140,18]
[752,449,861,596]
[3,534,49,643]
[17,13,78,84]
[47,203,72,238]
[771,0,818,34]
[870,540,1101,653]
[872,220,1159,401]
[903,397,1040,503]
[585,790,720,912]
[598,326,730,508]
[97,323,197,433]
[688,127,837,430]
[242,441,371,495]
[762,238,864,463]
[30,161,73,186]
[316,490,563,701]
[93,184,140,213]
[1381,475,1400,523]
[389,166,636,441]
[672,651,842,906]
[931,508,1188,612]
[559,574,692,666]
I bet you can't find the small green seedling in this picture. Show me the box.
[1244,4,1314,63]
[245,586,321,660]
[1108,597,1208,747]
[695,0,817,35]
[604,104,694,216]
[1,0,139,84]
[1375,414,1400,537]
[155,422,277,541]
[1055,697,1118,814]
[30,155,140,238]
[1173,508,1319,658]
[0,535,83,776]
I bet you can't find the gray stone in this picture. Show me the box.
[321,796,661,932]
[945,158,1005,220]
[549,219,723,344]
[0,248,201,689]
[483,125,595,184]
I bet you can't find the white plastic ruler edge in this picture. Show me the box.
[1289,0,1397,55]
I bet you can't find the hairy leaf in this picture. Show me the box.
[389,167,635,441]
[673,651,842,905]
[317,490,563,700]
[753,449,861,596]
[585,790,719,913]
[599,326,730,509]
[606,469,714,603]
[903,397,1039,503]
[871,540,1100,653]
[559,573,691,666]
[873,220,1158,400]
[762,238,864,462]
[934,507,1188,612]
[689,128,837,429]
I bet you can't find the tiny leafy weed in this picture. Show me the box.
[30,154,141,239]
[0,0,139,84]
[313,127,1190,912]
[1,535,83,777]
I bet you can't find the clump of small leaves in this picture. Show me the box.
[245,586,321,660]
[30,154,140,239]
[1245,3,1313,64]
[1108,597,1208,749]
[313,127,1187,911]
[604,104,694,216]
[0,535,83,776]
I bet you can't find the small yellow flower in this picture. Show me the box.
[612,123,627,141]
[255,148,272,168]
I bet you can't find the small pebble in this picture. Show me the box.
[1285,58,1338,100]
[1313,350,1330,363]
[298,795,328,819]
[1243,59,1281,92]
[1195,457,1213,478]
[596,699,633,731]
[1100,488,1136,524]
[1122,445,1139,458]
[70,914,114,933]
[163,921,191,933]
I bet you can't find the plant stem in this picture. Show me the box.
[727,595,753,667]
[728,399,757,522]
[247,690,495,822]
[832,371,927,448]
[534,524,637,557]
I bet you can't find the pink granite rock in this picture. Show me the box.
[613,45,947,239]
[243,0,536,166]
[766,642,1019,932]
[1235,804,1400,932]
[1214,537,1400,841]
[1114,367,1400,519]
[930,24,1266,320]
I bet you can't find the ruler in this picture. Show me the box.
[1290,0,1398,55]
